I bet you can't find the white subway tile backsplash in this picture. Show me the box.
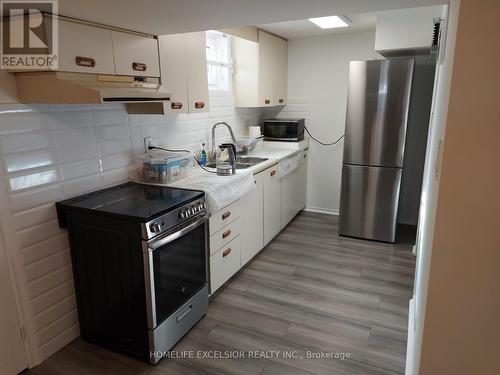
[0,131,54,154]
[0,91,257,362]
[59,159,101,181]
[9,169,59,192]
[4,150,57,173]
[99,138,132,156]
[17,219,65,249]
[12,203,58,231]
[54,127,96,147]
[56,142,99,164]
[51,111,94,129]
[9,184,63,213]
[62,174,102,198]
[93,109,129,126]
[101,153,132,172]
[96,124,130,141]
[0,113,51,134]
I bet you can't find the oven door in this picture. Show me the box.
[143,214,208,329]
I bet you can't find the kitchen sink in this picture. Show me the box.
[204,156,269,170]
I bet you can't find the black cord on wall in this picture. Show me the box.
[304,125,344,146]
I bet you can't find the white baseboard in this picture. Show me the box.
[405,298,415,375]
[304,206,339,216]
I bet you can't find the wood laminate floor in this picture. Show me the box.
[25,212,416,375]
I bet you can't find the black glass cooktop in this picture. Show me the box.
[56,182,204,224]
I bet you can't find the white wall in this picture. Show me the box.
[265,31,381,214]
[0,91,256,366]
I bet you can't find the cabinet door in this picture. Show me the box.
[112,31,160,77]
[263,166,281,245]
[280,170,295,229]
[298,151,308,210]
[258,30,275,107]
[274,36,288,106]
[185,32,210,113]
[241,172,264,265]
[59,20,115,74]
[158,34,188,114]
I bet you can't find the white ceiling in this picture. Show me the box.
[258,13,377,39]
[58,0,448,36]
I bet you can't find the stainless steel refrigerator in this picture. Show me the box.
[339,59,414,243]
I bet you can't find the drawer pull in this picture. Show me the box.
[171,102,183,109]
[222,211,231,220]
[264,99,271,105]
[270,170,277,177]
[222,229,231,239]
[222,248,232,257]
[75,56,95,68]
[132,62,147,72]
[195,101,205,109]
[279,99,284,104]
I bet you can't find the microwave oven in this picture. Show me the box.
[262,118,305,142]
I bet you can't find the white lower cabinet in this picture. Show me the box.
[209,158,307,293]
[280,151,308,228]
[241,171,264,266]
[263,166,281,246]
[210,236,241,293]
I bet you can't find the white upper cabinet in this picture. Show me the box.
[273,36,288,106]
[157,32,209,114]
[112,31,160,77]
[375,5,445,54]
[232,29,288,108]
[58,20,115,75]
[158,34,188,114]
[185,32,210,113]
[258,30,276,107]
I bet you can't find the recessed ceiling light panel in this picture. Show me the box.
[308,15,349,29]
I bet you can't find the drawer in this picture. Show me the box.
[112,31,160,77]
[209,200,241,235]
[210,235,241,293]
[210,218,241,256]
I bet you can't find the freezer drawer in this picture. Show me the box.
[339,164,402,243]
[343,59,414,168]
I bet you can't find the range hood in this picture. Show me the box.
[14,72,170,104]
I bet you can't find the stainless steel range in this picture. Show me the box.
[56,182,209,364]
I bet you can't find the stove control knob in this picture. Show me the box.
[149,223,161,233]
[197,202,204,211]
[179,210,186,219]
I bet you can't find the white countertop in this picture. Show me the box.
[247,139,309,174]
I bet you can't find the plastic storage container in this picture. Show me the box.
[236,136,263,155]
[139,151,193,183]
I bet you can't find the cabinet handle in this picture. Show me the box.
[132,62,147,72]
[270,170,277,177]
[265,99,271,105]
[75,56,95,68]
[171,102,183,109]
[195,101,205,109]
[222,248,232,257]
[279,99,284,104]
[222,229,231,239]
[222,211,231,220]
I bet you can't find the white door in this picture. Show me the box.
[0,232,28,375]
[263,166,281,245]
[258,31,275,107]
[185,32,210,113]
[158,34,189,114]
[112,31,160,77]
[241,172,264,265]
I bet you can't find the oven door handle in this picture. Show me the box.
[147,214,209,251]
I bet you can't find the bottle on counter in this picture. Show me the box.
[199,142,207,166]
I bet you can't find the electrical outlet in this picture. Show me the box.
[143,137,152,153]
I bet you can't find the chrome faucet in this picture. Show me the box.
[211,121,238,159]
